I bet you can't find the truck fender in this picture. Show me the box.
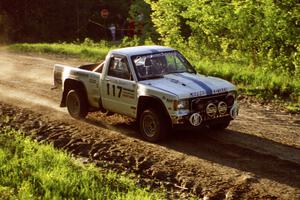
[136,96,172,126]
[60,79,88,107]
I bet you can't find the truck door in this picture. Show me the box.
[102,55,137,117]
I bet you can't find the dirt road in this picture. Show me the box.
[0,49,299,199]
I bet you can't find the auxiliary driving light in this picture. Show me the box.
[206,103,217,117]
[189,112,202,126]
[218,101,227,115]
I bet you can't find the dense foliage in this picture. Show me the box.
[146,0,299,76]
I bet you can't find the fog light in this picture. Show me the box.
[218,101,227,115]
[206,103,217,117]
[189,113,202,126]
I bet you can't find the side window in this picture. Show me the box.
[108,57,132,80]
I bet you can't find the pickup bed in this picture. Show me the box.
[53,45,238,142]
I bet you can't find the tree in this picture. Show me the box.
[147,0,300,74]
[0,0,131,42]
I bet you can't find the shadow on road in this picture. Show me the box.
[85,116,300,189]
[165,128,300,188]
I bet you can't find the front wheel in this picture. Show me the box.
[139,109,168,142]
[66,89,88,119]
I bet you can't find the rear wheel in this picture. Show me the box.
[66,89,88,119]
[209,120,230,130]
[139,109,168,142]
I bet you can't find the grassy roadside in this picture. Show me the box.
[0,127,163,200]
[9,40,114,62]
[9,41,300,112]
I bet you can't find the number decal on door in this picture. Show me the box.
[117,86,122,97]
[106,83,110,95]
[107,83,122,98]
[112,85,115,96]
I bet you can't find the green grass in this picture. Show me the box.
[8,40,300,111]
[9,39,115,62]
[0,127,163,200]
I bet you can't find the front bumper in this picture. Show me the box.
[171,101,239,127]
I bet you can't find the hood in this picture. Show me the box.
[139,72,236,99]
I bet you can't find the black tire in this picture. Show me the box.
[209,120,231,130]
[139,109,169,142]
[66,89,88,119]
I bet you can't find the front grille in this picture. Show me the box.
[190,92,233,120]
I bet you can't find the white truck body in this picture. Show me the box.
[53,46,238,141]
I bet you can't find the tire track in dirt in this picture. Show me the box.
[1,102,299,199]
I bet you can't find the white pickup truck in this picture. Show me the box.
[53,45,238,142]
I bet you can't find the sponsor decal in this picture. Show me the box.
[130,106,137,110]
[70,71,89,77]
[123,88,134,93]
[122,92,135,99]
[213,88,227,93]
[190,91,206,97]
[122,88,135,99]
[89,79,96,84]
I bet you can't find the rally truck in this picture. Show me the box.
[53,46,238,142]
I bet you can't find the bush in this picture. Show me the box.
[146,0,299,74]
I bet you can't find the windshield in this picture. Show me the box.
[131,51,196,80]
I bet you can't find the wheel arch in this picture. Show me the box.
[136,96,172,126]
[60,79,88,107]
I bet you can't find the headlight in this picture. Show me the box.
[173,99,189,110]
[226,91,237,106]
[228,91,237,99]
